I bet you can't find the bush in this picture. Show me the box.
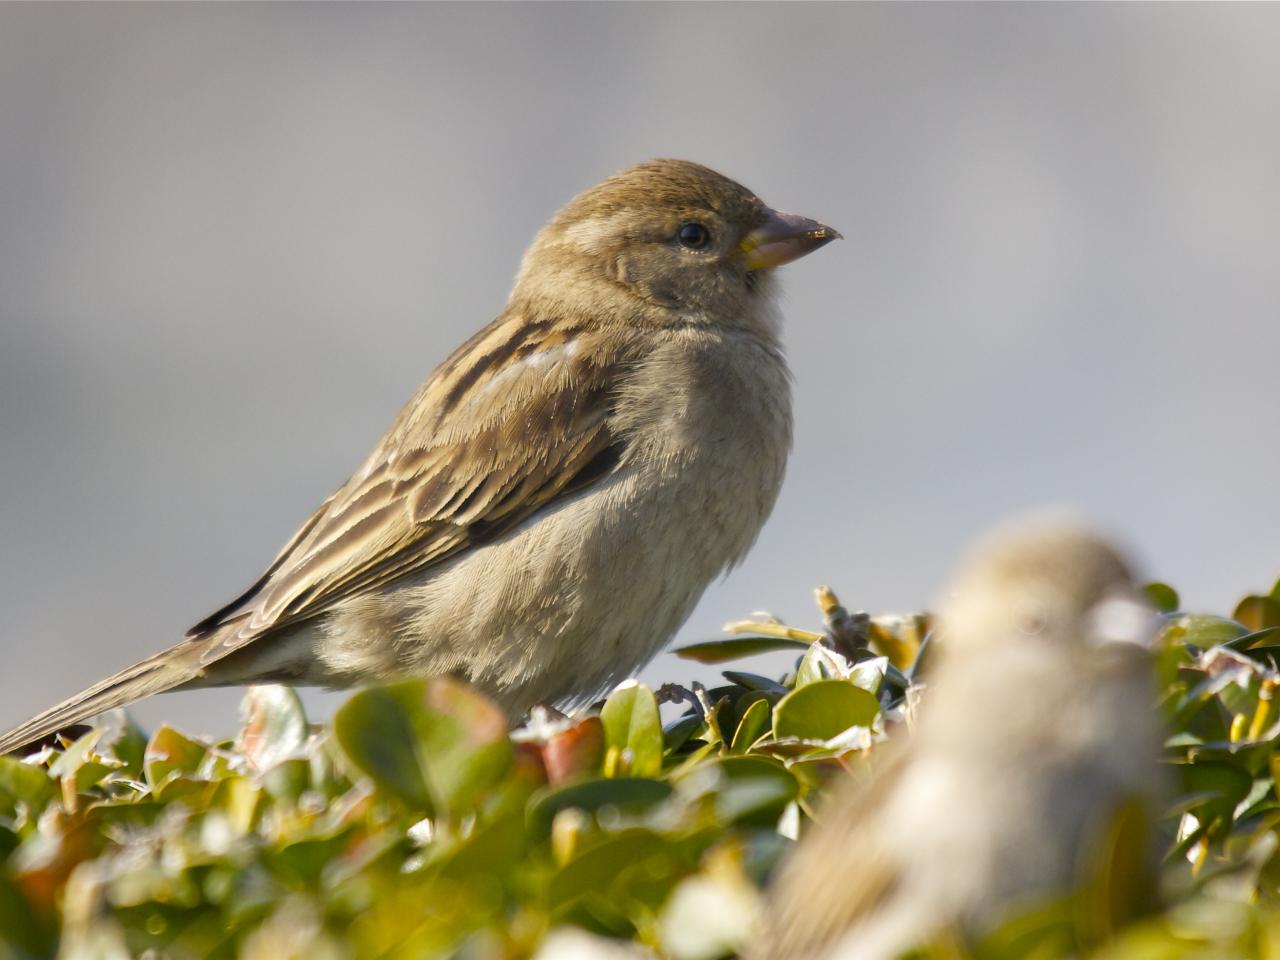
[4,580,1280,959]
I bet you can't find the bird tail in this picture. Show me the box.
[0,647,201,755]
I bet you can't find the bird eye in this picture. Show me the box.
[676,222,712,250]
[1015,605,1049,637]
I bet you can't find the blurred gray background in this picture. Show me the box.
[2,3,1278,738]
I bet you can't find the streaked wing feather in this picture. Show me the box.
[188,313,625,663]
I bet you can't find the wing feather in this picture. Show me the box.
[188,312,628,663]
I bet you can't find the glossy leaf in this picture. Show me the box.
[672,636,811,664]
[144,725,209,789]
[1142,582,1180,614]
[600,682,663,778]
[334,677,511,817]
[730,698,771,754]
[0,756,54,811]
[772,679,880,741]
[1233,595,1280,633]
[1161,614,1249,649]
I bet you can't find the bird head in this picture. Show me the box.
[511,158,839,330]
[939,521,1158,660]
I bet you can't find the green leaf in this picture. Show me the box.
[680,755,798,826]
[337,684,431,809]
[772,679,880,741]
[794,642,860,689]
[1142,582,1180,614]
[549,828,683,913]
[601,683,663,778]
[1224,626,1280,651]
[1179,760,1253,826]
[0,756,54,811]
[48,729,114,793]
[529,778,674,835]
[261,757,311,805]
[1161,614,1249,649]
[794,642,838,687]
[0,874,55,956]
[334,677,511,817]
[721,671,789,696]
[144,725,209,788]
[663,715,704,755]
[672,636,811,664]
[730,698,771,753]
[1233,595,1280,633]
[849,656,888,695]
[103,713,149,779]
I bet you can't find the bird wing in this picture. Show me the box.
[763,743,912,959]
[186,311,628,663]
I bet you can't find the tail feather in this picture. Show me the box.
[0,648,201,755]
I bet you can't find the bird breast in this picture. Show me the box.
[311,320,793,712]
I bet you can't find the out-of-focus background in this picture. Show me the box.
[2,3,1277,737]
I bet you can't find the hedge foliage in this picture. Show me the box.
[4,579,1280,959]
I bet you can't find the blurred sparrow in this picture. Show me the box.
[756,522,1168,960]
[0,159,838,752]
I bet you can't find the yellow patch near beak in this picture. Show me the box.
[742,210,841,270]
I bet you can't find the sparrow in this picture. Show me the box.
[755,521,1168,960]
[0,159,839,753]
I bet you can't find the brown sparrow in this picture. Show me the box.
[755,522,1168,959]
[0,159,838,752]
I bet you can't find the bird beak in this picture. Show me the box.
[741,210,841,271]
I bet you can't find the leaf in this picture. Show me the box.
[335,686,434,808]
[48,729,120,794]
[0,756,54,812]
[144,725,209,789]
[681,756,799,827]
[88,709,148,779]
[237,685,309,772]
[334,677,511,817]
[794,641,857,688]
[1142,582,1180,614]
[0,874,55,956]
[601,683,663,778]
[1161,615,1249,650]
[1224,626,1280,652]
[1074,796,1155,945]
[1233,595,1280,633]
[548,828,682,913]
[867,614,930,672]
[849,656,889,695]
[772,680,880,741]
[730,698,771,754]
[673,636,812,664]
[529,778,674,835]
[720,671,789,696]
[541,716,605,785]
[261,758,311,805]
[1179,760,1253,827]
[663,715,704,755]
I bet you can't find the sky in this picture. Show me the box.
[2,3,1278,738]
